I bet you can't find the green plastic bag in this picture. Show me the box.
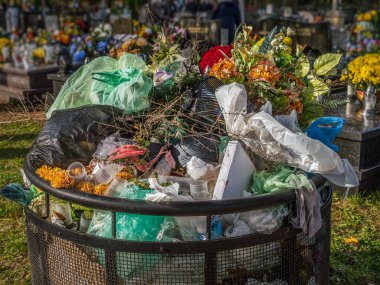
[88,181,166,241]
[251,166,313,195]
[47,54,153,118]
[87,181,166,280]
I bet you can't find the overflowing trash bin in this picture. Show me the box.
[1,25,360,285]
[24,154,332,285]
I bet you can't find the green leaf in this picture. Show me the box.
[296,44,306,57]
[295,54,310,77]
[305,75,330,96]
[324,68,338,77]
[313,53,342,76]
[259,26,278,53]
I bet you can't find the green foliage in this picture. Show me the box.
[305,75,330,96]
[314,53,342,76]
[295,54,310,78]
[318,98,349,110]
[258,26,278,53]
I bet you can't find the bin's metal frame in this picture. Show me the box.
[23,153,332,285]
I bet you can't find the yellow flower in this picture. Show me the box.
[344,237,359,245]
[341,54,380,87]
[357,13,363,21]
[363,13,372,21]
[256,37,265,47]
[33,47,45,59]
[283,37,292,47]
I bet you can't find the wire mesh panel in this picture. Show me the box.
[25,189,331,285]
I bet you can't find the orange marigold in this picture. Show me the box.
[77,181,95,193]
[51,170,75,189]
[116,171,135,180]
[248,60,281,86]
[209,58,236,80]
[36,165,62,182]
[94,184,109,195]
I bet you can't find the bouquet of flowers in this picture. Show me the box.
[69,24,113,64]
[109,36,149,59]
[346,10,380,60]
[341,53,380,90]
[199,45,232,74]
[207,25,342,127]
[0,37,12,62]
[133,20,153,38]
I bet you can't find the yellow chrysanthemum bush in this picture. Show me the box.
[341,53,380,89]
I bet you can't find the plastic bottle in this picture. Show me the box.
[190,180,210,200]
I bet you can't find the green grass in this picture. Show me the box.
[0,119,379,284]
[330,193,380,285]
[0,120,43,285]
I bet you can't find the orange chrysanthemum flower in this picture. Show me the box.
[248,60,281,85]
[209,58,236,80]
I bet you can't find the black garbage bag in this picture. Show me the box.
[29,105,126,169]
[171,136,219,168]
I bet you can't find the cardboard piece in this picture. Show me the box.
[213,141,256,200]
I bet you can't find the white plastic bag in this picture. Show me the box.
[186,156,217,181]
[215,83,359,188]
[240,206,288,234]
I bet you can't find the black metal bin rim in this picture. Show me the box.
[24,153,327,216]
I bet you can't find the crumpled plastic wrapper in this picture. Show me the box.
[215,83,359,188]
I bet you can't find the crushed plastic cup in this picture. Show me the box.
[67,162,87,183]
[190,180,210,200]
[92,163,123,184]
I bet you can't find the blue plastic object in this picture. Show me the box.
[306,117,345,152]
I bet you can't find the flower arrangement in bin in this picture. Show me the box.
[341,53,380,101]
[207,25,343,127]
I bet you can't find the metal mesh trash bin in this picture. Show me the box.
[24,155,332,285]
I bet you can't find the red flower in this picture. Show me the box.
[199,45,232,74]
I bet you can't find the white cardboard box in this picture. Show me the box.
[213,141,256,200]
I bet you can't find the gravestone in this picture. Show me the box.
[326,92,380,192]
